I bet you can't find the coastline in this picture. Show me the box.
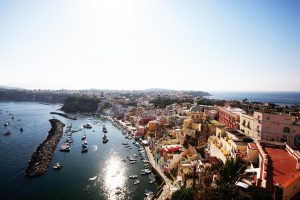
[105,115,177,199]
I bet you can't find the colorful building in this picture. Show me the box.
[219,106,246,129]
[253,111,300,149]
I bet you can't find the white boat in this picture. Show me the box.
[129,175,138,179]
[60,144,71,152]
[134,180,140,185]
[52,162,62,169]
[149,178,155,184]
[130,161,136,164]
[89,176,97,180]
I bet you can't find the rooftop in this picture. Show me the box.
[264,147,300,188]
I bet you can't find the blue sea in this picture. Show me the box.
[208,91,300,105]
[0,102,159,200]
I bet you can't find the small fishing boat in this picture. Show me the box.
[89,176,97,181]
[81,135,86,140]
[133,180,140,185]
[129,175,138,179]
[130,161,136,164]
[52,162,62,169]
[103,134,109,143]
[149,178,155,184]
[83,123,92,129]
[60,144,70,152]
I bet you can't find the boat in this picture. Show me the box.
[52,162,62,169]
[133,180,140,185]
[141,169,151,175]
[3,122,9,127]
[83,140,88,145]
[89,176,97,181]
[149,178,156,184]
[128,157,137,161]
[3,130,11,136]
[81,144,88,153]
[122,142,128,145]
[102,126,107,133]
[130,161,136,164]
[83,123,92,129]
[81,135,86,140]
[20,128,23,132]
[143,160,150,163]
[60,144,70,152]
[103,134,109,143]
[129,175,138,179]
[144,189,154,197]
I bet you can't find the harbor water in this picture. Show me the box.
[0,102,159,200]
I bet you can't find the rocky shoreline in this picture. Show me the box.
[25,119,65,177]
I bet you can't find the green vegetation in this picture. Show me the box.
[171,187,194,200]
[151,97,193,108]
[61,95,102,112]
[247,186,273,200]
[197,158,247,200]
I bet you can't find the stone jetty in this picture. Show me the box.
[50,112,77,120]
[25,119,65,177]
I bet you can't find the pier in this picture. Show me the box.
[25,119,65,177]
[50,112,77,120]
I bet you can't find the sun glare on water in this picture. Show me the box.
[101,152,126,199]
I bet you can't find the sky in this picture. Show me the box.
[0,0,299,91]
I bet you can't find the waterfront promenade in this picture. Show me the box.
[145,147,178,200]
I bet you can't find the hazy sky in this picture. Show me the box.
[0,0,299,91]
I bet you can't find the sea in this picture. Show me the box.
[0,102,159,200]
[208,91,300,105]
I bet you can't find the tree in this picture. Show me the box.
[247,186,273,200]
[171,187,194,200]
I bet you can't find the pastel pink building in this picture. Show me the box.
[253,111,300,149]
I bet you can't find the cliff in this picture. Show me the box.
[61,96,102,113]
[25,119,65,177]
[0,89,70,103]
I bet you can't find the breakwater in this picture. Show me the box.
[50,112,77,120]
[25,119,65,177]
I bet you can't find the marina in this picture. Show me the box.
[0,102,159,200]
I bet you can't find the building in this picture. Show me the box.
[253,111,300,149]
[219,106,246,129]
[239,113,256,139]
[208,128,254,163]
[255,142,300,200]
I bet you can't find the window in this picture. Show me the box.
[283,127,290,133]
[281,135,288,143]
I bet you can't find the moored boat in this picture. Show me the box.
[52,162,62,169]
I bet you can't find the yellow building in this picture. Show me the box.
[239,113,256,139]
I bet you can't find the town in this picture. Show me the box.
[93,90,300,200]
